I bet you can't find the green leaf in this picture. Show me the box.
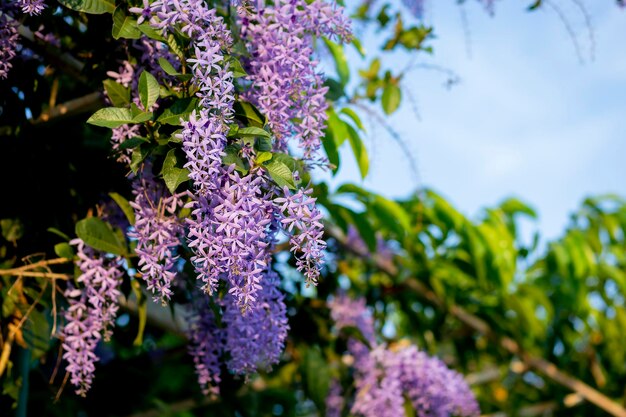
[157,57,191,81]
[54,242,74,259]
[161,149,190,194]
[138,22,165,41]
[500,198,537,219]
[340,107,365,131]
[352,37,366,58]
[323,38,350,86]
[254,137,272,152]
[130,145,152,174]
[166,33,185,61]
[75,217,126,255]
[139,71,160,109]
[118,136,150,151]
[157,98,198,125]
[303,347,331,413]
[237,126,271,139]
[0,219,23,244]
[222,146,249,174]
[372,195,412,237]
[228,56,248,78]
[47,227,70,241]
[265,160,296,190]
[158,57,179,76]
[109,192,136,225]
[381,83,401,115]
[255,151,273,165]
[322,129,339,174]
[112,7,141,40]
[103,80,130,108]
[346,124,369,179]
[234,101,266,127]
[87,107,135,128]
[57,0,114,14]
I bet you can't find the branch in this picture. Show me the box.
[327,225,626,417]
[10,16,87,83]
[30,92,104,125]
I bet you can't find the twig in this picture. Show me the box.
[327,225,626,417]
[0,271,71,280]
[11,18,86,82]
[544,0,585,63]
[30,92,104,125]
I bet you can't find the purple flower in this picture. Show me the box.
[110,124,141,164]
[274,186,326,286]
[329,294,376,345]
[326,379,345,417]
[188,168,274,309]
[0,8,19,79]
[330,295,480,417]
[222,270,289,374]
[129,171,189,304]
[187,291,223,396]
[62,238,124,396]
[17,0,46,15]
[239,0,351,159]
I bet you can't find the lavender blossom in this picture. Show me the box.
[129,172,188,304]
[188,168,273,309]
[187,292,223,396]
[330,295,480,417]
[17,0,45,15]
[329,294,376,345]
[396,346,480,417]
[351,345,405,417]
[326,379,345,417]
[62,238,124,396]
[274,187,326,286]
[222,271,289,374]
[0,7,18,79]
[240,0,351,159]
[110,124,141,164]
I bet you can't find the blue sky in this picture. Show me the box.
[324,0,626,240]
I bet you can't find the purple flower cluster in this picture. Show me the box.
[129,172,188,304]
[17,0,46,15]
[222,270,289,374]
[402,0,424,18]
[330,295,480,417]
[275,187,326,286]
[62,238,124,396]
[326,379,345,417]
[188,168,274,309]
[186,270,289,394]
[329,294,376,345]
[0,6,18,79]
[187,291,223,396]
[240,0,351,159]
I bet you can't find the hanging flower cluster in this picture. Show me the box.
[329,295,480,417]
[0,3,19,79]
[62,239,124,396]
[239,0,350,159]
[60,0,349,397]
[129,170,189,304]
